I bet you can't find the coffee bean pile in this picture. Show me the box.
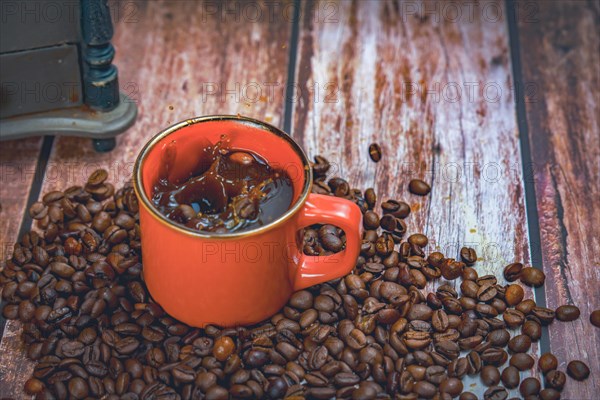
[0,156,596,400]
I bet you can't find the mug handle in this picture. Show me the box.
[291,193,363,291]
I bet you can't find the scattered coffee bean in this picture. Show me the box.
[503,263,523,282]
[591,309,600,327]
[555,305,580,321]
[481,366,501,386]
[519,377,541,397]
[500,366,520,389]
[460,247,477,265]
[520,267,546,287]
[368,143,382,162]
[567,360,590,381]
[539,353,559,374]
[546,369,566,390]
[409,179,431,196]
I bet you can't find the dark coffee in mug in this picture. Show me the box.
[152,135,293,232]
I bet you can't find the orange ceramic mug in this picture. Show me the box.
[133,115,363,327]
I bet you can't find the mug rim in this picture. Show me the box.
[133,115,313,239]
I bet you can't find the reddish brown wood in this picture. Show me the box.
[0,137,41,398]
[517,1,599,398]
[293,0,536,396]
[0,0,292,397]
[0,138,42,260]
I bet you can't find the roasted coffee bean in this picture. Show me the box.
[24,377,45,395]
[500,366,520,389]
[414,380,437,398]
[555,305,580,321]
[503,263,523,282]
[546,370,566,390]
[504,284,524,306]
[520,377,541,397]
[510,353,534,371]
[459,393,478,400]
[213,336,235,361]
[520,267,546,287]
[474,365,498,387]
[87,169,109,186]
[459,247,477,265]
[369,143,382,162]
[540,388,561,400]
[591,309,600,327]
[508,334,531,353]
[408,234,428,248]
[483,385,507,400]
[408,179,431,196]
[503,309,525,329]
[531,306,555,325]
[567,360,590,381]
[477,283,497,302]
[522,320,542,341]
[538,353,559,374]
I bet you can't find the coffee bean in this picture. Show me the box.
[481,365,501,386]
[503,309,525,329]
[540,388,561,400]
[531,306,555,325]
[29,202,49,220]
[460,247,477,265]
[510,353,534,371]
[504,284,524,306]
[567,360,590,381]
[439,377,463,397]
[520,267,546,287]
[483,386,508,400]
[538,353,558,374]
[408,233,428,248]
[522,320,542,341]
[546,369,566,390]
[477,283,497,302]
[555,305,580,321]
[520,377,541,397]
[590,309,600,327]
[503,263,523,282]
[368,143,382,162]
[500,366,520,389]
[381,199,410,219]
[24,377,45,394]
[68,376,89,399]
[414,380,437,398]
[213,336,235,361]
[459,393,478,400]
[508,334,531,353]
[87,169,109,186]
[408,179,431,196]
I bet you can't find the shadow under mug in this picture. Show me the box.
[133,115,363,327]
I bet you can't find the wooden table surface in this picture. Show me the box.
[0,0,598,398]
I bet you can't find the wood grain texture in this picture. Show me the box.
[0,137,41,398]
[0,0,293,397]
[0,138,42,261]
[293,0,536,396]
[517,1,600,398]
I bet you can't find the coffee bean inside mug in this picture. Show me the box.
[152,135,293,232]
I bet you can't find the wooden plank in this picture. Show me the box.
[0,138,42,261]
[516,1,600,398]
[0,0,293,397]
[293,0,536,396]
[0,137,42,397]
